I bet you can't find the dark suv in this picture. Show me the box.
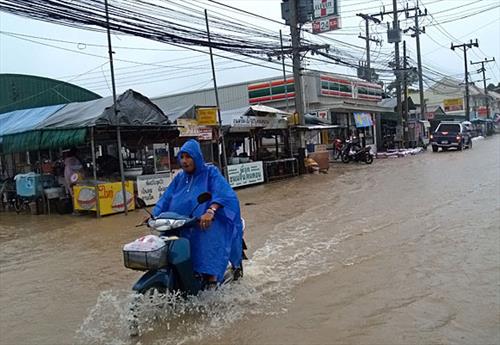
[430,122,472,152]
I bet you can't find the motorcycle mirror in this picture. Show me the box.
[136,197,147,209]
[136,197,154,218]
[197,192,212,204]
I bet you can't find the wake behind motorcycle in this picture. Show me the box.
[124,192,246,336]
[341,140,374,164]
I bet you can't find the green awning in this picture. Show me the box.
[1,128,87,153]
[40,128,87,150]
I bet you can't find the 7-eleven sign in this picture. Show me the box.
[313,0,337,19]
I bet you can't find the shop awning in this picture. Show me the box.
[0,89,171,153]
[354,112,373,128]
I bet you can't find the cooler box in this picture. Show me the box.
[15,173,43,197]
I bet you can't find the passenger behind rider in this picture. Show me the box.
[150,139,243,287]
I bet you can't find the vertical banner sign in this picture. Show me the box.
[312,0,341,33]
[196,107,218,126]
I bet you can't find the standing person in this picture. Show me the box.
[63,148,83,198]
[152,139,243,287]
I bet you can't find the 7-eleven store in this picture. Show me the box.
[153,70,392,155]
[246,72,391,152]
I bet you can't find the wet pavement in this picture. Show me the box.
[0,135,499,345]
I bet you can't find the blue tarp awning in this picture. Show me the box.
[0,104,66,137]
[354,112,373,128]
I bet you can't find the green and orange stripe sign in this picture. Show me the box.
[248,79,295,104]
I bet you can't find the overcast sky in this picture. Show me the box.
[1,0,499,99]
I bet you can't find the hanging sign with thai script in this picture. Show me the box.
[196,107,218,126]
[227,161,264,188]
[137,174,173,206]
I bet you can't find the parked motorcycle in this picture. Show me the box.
[341,140,373,164]
[124,192,246,336]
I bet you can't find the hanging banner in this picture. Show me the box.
[137,173,173,206]
[227,161,264,188]
[177,119,213,140]
[196,107,218,126]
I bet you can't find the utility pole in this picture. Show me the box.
[451,39,479,121]
[406,4,427,120]
[289,0,306,173]
[289,0,305,125]
[403,40,409,126]
[471,57,495,118]
[372,2,417,146]
[105,0,127,216]
[205,9,228,176]
[357,13,381,82]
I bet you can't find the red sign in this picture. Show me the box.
[478,106,488,117]
[312,15,341,33]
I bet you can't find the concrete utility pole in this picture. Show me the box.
[357,13,381,82]
[372,2,416,145]
[406,4,427,120]
[471,57,495,118]
[451,39,479,121]
[403,40,409,125]
[289,0,306,125]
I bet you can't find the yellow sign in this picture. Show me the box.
[288,112,299,125]
[196,107,218,126]
[73,181,135,215]
[443,98,464,112]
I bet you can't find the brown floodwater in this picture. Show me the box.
[1,136,499,345]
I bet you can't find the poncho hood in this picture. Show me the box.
[178,139,206,176]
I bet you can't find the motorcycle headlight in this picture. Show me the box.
[172,219,186,228]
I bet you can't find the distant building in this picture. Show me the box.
[0,74,101,114]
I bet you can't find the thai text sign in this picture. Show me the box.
[443,98,464,112]
[73,181,135,215]
[196,107,218,126]
[137,174,172,206]
[227,161,264,188]
[178,119,213,140]
[232,116,272,128]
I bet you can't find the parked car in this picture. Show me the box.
[430,121,472,152]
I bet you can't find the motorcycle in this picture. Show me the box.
[124,192,246,335]
[332,138,344,160]
[341,140,373,164]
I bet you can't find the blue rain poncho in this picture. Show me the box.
[152,140,243,281]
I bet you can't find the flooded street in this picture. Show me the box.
[1,136,499,345]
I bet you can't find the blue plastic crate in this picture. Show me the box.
[15,173,43,197]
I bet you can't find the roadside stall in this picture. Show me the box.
[220,105,295,186]
[0,89,177,216]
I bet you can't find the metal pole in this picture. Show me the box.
[204,9,228,177]
[90,127,100,218]
[415,15,425,120]
[365,19,371,82]
[464,47,470,121]
[403,40,409,126]
[280,30,290,113]
[392,0,403,130]
[104,0,128,215]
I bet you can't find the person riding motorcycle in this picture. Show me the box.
[151,139,243,288]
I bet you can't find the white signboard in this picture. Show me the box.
[137,173,172,206]
[313,0,336,19]
[227,161,264,188]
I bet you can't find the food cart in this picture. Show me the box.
[0,89,178,216]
